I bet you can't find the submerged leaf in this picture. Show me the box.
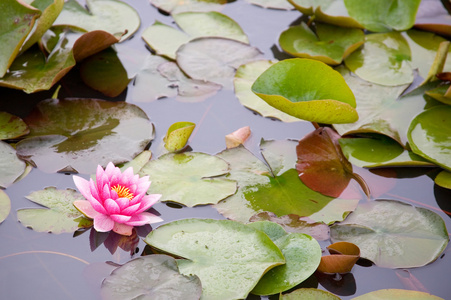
[139,152,237,207]
[17,187,84,233]
[164,122,196,152]
[101,255,202,300]
[145,218,285,300]
[16,98,153,174]
[330,199,449,268]
[252,58,358,124]
[246,0,294,10]
[0,111,29,140]
[0,141,27,189]
[0,190,11,224]
[0,0,41,77]
[249,221,322,295]
[80,47,130,97]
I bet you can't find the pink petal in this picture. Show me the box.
[102,183,111,200]
[96,165,106,188]
[73,200,100,219]
[119,167,134,186]
[125,212,163,226]
[115,197,129,210]
[134,194,161,214]
[88,195,108,215]
[104,162,117,179]
[93,214,114,232]
[73,176,91,201]
[113,222,133,236]
[104,199,121,214]
[110,214,132,223]
[89,180,100,200]
[121,203,141,215]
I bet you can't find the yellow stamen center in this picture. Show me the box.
[111,184,134,200]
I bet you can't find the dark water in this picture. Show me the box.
[1,1,450,299]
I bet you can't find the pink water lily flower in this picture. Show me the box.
[73,162,163,236]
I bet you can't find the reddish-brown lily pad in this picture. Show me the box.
[296,127,369,198]
[317,241,360,274]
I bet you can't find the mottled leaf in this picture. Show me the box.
[0,141,27,188]
[139,152,237,207]
[16,98,153,174]
[280,288,341,300]
[101,255,202,300]
[164,122,196,152]
[149,0,228,14]
[0,190,11,224]
[352,289,444,300]
[330,200,449,268]
[17,187,84,233]
[0,111,29,140]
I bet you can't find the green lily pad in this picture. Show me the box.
[21,0,64,53]
[246,0,294,10]
[435,170,451,190]
[139,152,237,207]
[149,0,228,14]
[403,30,451,80]
[252,58,358,124]
[174,11,248,44]
[249,221,321,295]
[344,32,413,86]
[339,135,433,168]
[17,187,85,234]
[53,0,140,41]
[142,21,191,60]
[0,111,29,139]
[425,84,451,105]
[333,66,439,146]
[279,22,364,65]
[344,0,421,32]
[408,105,451,171]
[0,0,41,77]
[215,141,358,224]
[145,218,285,300]
[330,199,449,268]
[0,44,74,94]
[16,98,154,174]
[176,37,263,88]
[0,190,11,224]
[352,289,444,300]
[249,212,330,241]
[280,288,341,299]
[164,122,196,152]
[233,60,300,122]
[101,255,202,300]
[79,47,130,97]
[0,141,27,188]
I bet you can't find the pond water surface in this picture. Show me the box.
[0,1,450,299]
